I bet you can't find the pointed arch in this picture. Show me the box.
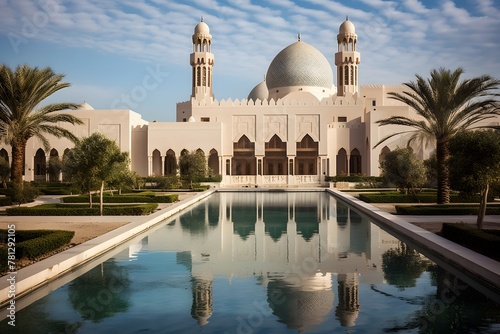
[350,148,361,175]
[379,146,391,175]
[165,149,176,176]
[208,149,219,175]
[336,148,347,176]
[232,135,256,175]
[48,148,61,182]
[0,148,9,164]
[264,134,287,175]
[152,149,162,176]
[296,134,318,175]
[34,148,46,181]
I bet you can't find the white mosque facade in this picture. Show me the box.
[5,19,497,186]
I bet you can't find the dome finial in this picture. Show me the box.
[298,32,301,41]
[346,15,349,21]
[201,15,204,22]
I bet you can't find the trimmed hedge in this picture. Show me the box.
[441,223,500,261]
[0,196,12,206]
[358,192,488,204]
[0,229,74,267]
[6,203,158,216]
[395,204,500,215]
[61,194,178,204]
[326,175,383,183]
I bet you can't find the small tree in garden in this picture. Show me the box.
[63,133,130,215]
[449,130,500,229]
[381,147,427,196]
[179,150,207,187]
[48,156,62,182]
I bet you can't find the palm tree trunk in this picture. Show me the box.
[477,183,489,230]
[436,139,450,204]
[11,140,26,187]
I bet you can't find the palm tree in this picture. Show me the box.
[375,67,500,204]
[0,64,83,186]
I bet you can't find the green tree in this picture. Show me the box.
[449,130,500,229]
[48,156,62,182]
[375,68,500,204]
[179,150,207,187]
[0,64,83,187]
[380,147,427,195]
[63,133,130,215]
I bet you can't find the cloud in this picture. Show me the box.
[1,0,499,107]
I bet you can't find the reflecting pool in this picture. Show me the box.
[1,191,499,333]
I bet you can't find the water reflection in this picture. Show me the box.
[2,191,499,333]
[149,192,404,329]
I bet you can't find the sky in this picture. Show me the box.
[1,0,499,122]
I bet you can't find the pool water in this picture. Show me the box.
[1,191,499,333]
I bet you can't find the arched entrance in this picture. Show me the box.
[336,148,347,176]
[232,135,256,175]
[152,149,162,176]
[349,148,361,175]
[296,134,318,175]
[264,135,287,175]
[48,148,60,182]
[34,148,46,181]
[164,149,176,176]
[208,149,219,176]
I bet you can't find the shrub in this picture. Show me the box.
[61,194,178,203]
[0,229,74,263]
[6,203,158,216]
[441,223,500,261]
[17,230,75,260]
[358,192,489,204]
[0,196,12,206]
[395,204,500,215]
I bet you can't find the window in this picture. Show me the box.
[338,116,347,122]
[372,100,376,107]
[201,117,210,122]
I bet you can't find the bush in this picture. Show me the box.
[61,194,178,203]
[358,192,489,204]
[0,196,12,206]
[325,175,383,183]
[395,204,500,215]
[0,229,74,263]
[441,223,500,261]
[6,203,158,216]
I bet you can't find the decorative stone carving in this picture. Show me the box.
[233,115,256,142]
[264,115,287,141]
[296,114,319,141]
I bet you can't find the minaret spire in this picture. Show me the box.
[190,19,214,100]
[335,18,360,96]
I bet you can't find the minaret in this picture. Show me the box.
[335,17,360,96]
[190,18,214,99]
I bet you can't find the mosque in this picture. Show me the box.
[5,18,473,186]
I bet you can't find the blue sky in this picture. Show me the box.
[1,0,499,122]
